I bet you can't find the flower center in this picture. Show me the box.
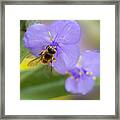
[68,67,96,81]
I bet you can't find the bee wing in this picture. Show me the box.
[25,54,32,59]
[20,52,36,64]
[25,53,37,59]
[27,57,41,67]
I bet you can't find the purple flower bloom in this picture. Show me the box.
[65,50,100,95]
[24,20,81,74]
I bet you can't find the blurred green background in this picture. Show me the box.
[20,20,100,100]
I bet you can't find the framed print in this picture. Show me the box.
[0,0,119,119]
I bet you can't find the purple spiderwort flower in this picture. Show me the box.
[24,20,81,74]
[65,50,100,95]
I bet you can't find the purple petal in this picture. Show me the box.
[60,43,80,68]
[49,20,81,44]
[24,24,51,57]
[77,75,95,95]
[65,77,78,93]
[53,43,80,74]
[81,50,100,76]
[52,48,67,74]
[65,71,95,95]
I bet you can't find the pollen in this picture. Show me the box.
[86,71,93,76]
[86,72,90,75]
[48,31,52,36]
[89,72,93,75]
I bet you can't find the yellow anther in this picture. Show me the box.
[48,31,52,36]
[89,72,93,75]
[93,76,96,80]
[86,71,93,76]
[86,72,90,75]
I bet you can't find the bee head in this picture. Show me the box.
[46,45,56,54]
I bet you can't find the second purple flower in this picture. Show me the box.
[65,50,100,95]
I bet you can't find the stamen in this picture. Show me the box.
[76,56,81,66]
[50,37,53,41]
[92,76,96,80]
[86,72,90,75]
[86,71,93,76]
[48,31,52,37]
[89,72,93,75]
[48,31,53,41]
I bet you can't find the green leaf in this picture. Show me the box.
[20,65,100,100]
[52,86,100,100]
[79,20,100,49]
[20,65,69,100]
[95,77,100,86]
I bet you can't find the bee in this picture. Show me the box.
[27,45,57,67]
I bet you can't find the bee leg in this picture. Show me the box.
[39,50,44,56]
[50,60,52,72]
[52,57,56,62]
